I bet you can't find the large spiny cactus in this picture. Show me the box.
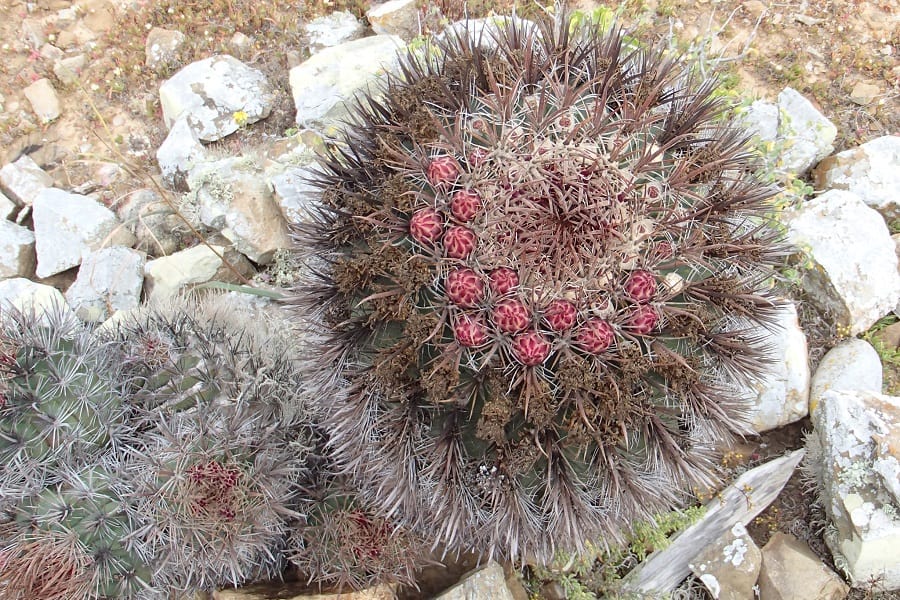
[293,13,789,561]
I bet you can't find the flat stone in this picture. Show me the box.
[156,116,209,189]
[160,55,275,142]
[188,157,291,264]
[745,301,810,433]
[143,244,224,301]
[689,522,761,600]
[850,81,881,106]
[289,35,404,124]
[757,533,848,600]
[0,220,36,279]
[621,450,805,595]
[808,389,900,589]
[367,0,421,41]
[31,188,136,278]
[0,278,73,322]
[785,190,900,335]
[810,339,883,415]
[64,246,145,322]
[874,322,900,350]
[433,561,515,600]
[145,27,186,72]
[813,135,900,223]
[53,54,86,86]
[0,154,54,206]
[303,11,365,53]
[23,78,61,123]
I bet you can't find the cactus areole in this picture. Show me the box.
[295,13,788,561]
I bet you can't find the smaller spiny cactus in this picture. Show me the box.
[105,294,314,592]
[0,460,151,599]
[0,305,128,502]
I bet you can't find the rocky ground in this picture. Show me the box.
[0,0,898,599]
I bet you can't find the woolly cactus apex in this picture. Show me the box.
[293,11,789,562]
[103,294,314,592]
[0,305,128,501]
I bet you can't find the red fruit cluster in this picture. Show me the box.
[575,319,614,354]
[625,270,656,304]
[187,461,242,521]
[512,332,551,366]
[543,299,576,331]
[446,268,485,308]
[493,299,530,333]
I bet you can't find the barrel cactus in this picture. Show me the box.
[105,295,314,592]
[293,12,788,561]
[0,462,151,599]
[0,306,128,502]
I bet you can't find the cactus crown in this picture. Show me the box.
[295,11,789,562]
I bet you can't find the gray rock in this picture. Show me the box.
[810,339,883,416]
[433,561,515,600]
[145,27,186,72]
[0,220,36,279]
[269,165,322,223]
[303,11,365,53]
[143,244,225,301]
[156,116,209,189]
[757,533,848,600]
[289,35,405,124]
[159,55,275,142]
[31,188,136,278]
[367,0,420,41]
[0,154,54,206]
[813,135,900,223]
[0,278,73,322]
[776,87,837,174]
[64,247,145,322]
[0,191,15,220]
[785,190,900,335]
[689,522,761,600]
[188,157,291,264]
[807,389,900,590]
[745,302,810,433]
[621,450,805,595]
[53,54,86,86]
[738,88,837,176]
[24,78,61,124]
[115,188,182,256]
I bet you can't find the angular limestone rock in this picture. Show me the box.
[32,188,136,278]
[757,533,848,600]
[303,11,365,53]
[809,339,883,415]
[289,35,404,124]
[0,278,73,322]
[813,135,900,222]
[188,157,291,264]
[690,522,761,600]
[0,154,53,206]
[808,389,900,590]
[0,220,36,279]
[744,302,810,433]
[160,55,274,142]
[434,561,515,600]
[785,190,900,335]
[64,246,145,322]
[367,0,420,41]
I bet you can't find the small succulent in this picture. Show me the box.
[104,294,314,592]
[294,12,788,561]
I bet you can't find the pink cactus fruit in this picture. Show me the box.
[446,268,485,308]
[454,314,488,347]
[625,270,657,304]
[512,331,551,366]
[427,155,460,187]
[575,319,614,354]
[443,226,477,259]
[450,189,482,222]
[488,268,519,295]
[409,208,444,245]
[627,305,660,334]
[492,299,530,334]
[543,299,577,332]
